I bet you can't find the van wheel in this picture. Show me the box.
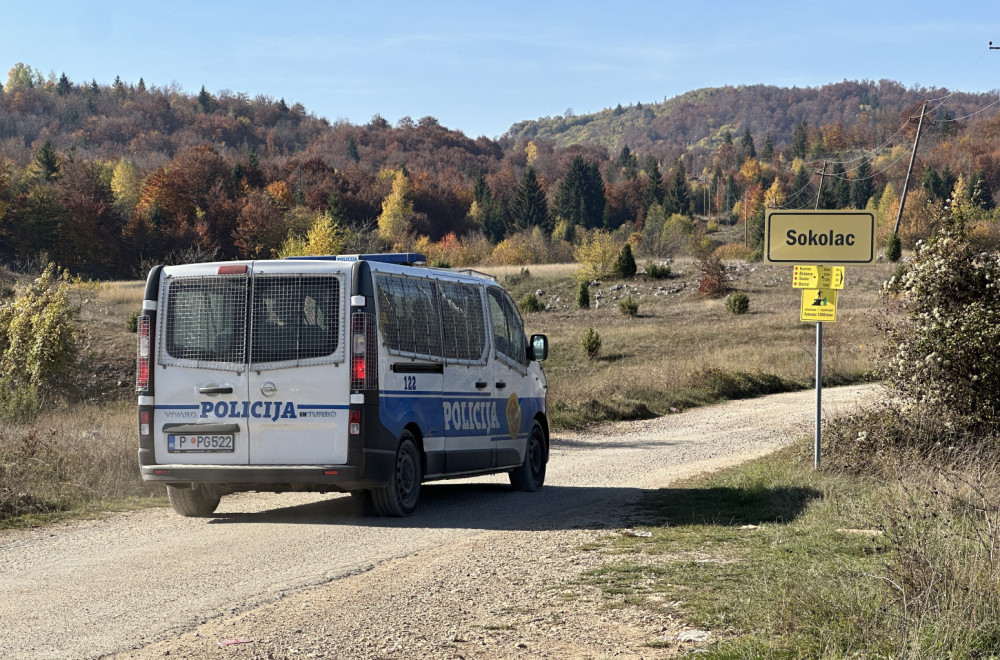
[167,484,221,517]
[371,433,422,516]
[510,421,546,492]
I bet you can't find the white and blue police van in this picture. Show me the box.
[136,253,549,517]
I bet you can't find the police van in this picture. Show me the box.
[136,253,549,517]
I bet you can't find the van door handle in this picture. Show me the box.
[475,380,489,389]
[260,382,277,396]
[198,385,233,395]
[495,381,507,389]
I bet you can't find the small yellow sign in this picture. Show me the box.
[800,289,838,323]
[793,265,845,290]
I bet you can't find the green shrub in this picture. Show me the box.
[582,327,602,360]
[725,291,750,315]
[876,219,1000,434]
[613,243,637,278]
[885,231,901,262]
[518,292,544,313]
[644,261,672,279]
[0,264,81,421]
[576,281,590,309]
[126,310,140,333]
[430,258,451,268]
[618,295,639,318]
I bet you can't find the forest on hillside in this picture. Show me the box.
[2,64,1000,279]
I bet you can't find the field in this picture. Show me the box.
[482,258,891,427]
[0,258,895,525]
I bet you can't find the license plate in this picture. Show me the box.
[167,434,235,453]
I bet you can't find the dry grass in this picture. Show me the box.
[509,258,892,426]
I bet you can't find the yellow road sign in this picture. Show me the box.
[766,210,875,265]
[793,265,845,290]
[800,289,838,322]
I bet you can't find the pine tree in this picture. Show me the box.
[761,133,774,162]
[197,86,215,113]
[472,174,506,243]
[56,73,71,96]
[791,164,814,209]
[33,140,61,182]
[346,135,360,163]
[136,77,146,94]
[666,160,691,216]
[511,167,549,231]
[614,243,637,278]
[642,160,665,212]
[615,146,639,180]
[740,128,756,160]
[831,162,850,208]
[969,170,995,210]
[791,120,809,159]
[554,156,605,229]
[850,158,874,209]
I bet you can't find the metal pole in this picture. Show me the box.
[815,320,823,469]
[893,101,928,235]
[815,161,827,210]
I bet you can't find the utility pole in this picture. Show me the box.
[814,161,828,210]
[893,101,928,235]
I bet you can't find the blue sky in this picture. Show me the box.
[5,1,1000,138]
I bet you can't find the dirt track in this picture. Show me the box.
[0,384,879,660]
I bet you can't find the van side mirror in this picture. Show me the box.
[529,334,548,361]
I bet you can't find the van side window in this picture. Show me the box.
[375,275,443,359]
[250,275,340,365]
[163,275,248,366]
[438,281,487,362]
[487,288,528,367]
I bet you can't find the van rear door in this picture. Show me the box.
[245,263,350,465]
[153,263,252,466]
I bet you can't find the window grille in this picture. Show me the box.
[375,275,443,360]
[161,275,248,370]
[438,281,487,363]
[249,274,343,369]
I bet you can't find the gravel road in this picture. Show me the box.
[0,384,879,660]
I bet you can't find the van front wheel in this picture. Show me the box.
[166,484,221,517]
[371,433,422,516]
[510,421,546,492]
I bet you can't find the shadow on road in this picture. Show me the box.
[206,482,820,530]
[207,482,646,531]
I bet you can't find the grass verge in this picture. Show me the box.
[579,443,1000,659]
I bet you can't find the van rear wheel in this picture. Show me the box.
[510,421,546,492]
[166,484,221,517]
[371,433,422,516]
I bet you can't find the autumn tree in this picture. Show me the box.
[377,168,414,245]
[233,190,285,258]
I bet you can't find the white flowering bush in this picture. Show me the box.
[876,222,1000,432]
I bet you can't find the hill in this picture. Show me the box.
[503,80,997,159]
[3,65,1000,279]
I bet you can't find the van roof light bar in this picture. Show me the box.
[284,253,427,265]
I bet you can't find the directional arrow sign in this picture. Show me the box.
[800,289,838,322]
[766,210,875,265]
[793,265,845,290]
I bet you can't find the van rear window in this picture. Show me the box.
[164,276,248,365]
[162,274,341,369]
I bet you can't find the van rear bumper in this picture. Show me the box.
[140,449,394,492]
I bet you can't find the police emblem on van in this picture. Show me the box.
[506,393,521,439]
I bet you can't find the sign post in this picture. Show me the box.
[766,211,875,469]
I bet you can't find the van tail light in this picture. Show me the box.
[349,409,361,436]
[350,312,376,390]
[136,315,152,393]
[139,409,151,437]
